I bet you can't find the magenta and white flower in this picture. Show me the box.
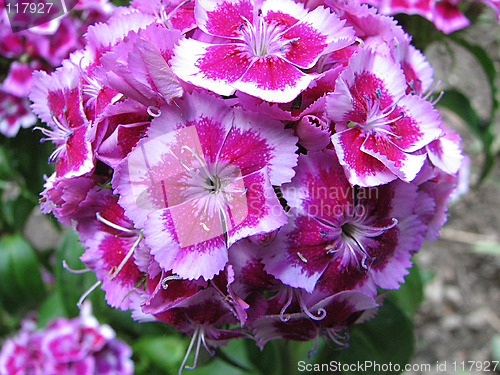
[171,0,355,102]
[113,91,298,280]
[326,48,442,187]
[77,191,146,310]
[30,62,94,179]
[0,303,133,375]
[366,0,471,34]
[26,0,466,367]
[263,150,426,293]
[0,90,37,137]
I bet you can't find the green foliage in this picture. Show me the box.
[396,14,500,183]
[491,334,500,362]
[331,299,415,375]
[0,128,54,232]
[55,230,96,317]
[134,335,188,374]
[0,234,46,314]
[389,262,424,319]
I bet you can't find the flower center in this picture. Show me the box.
[238,12,298,58]
[340,221,359,240]
[320,209,398,270]
[348,88,404,140]
[205,175,222,194]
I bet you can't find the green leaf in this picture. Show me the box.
[0,234,46,313]
[445,38,498,182]
[491,334,500,362]
[133,335,188,373]
[388,262,424,319]
[246,338,280,375]
[329,299,414,375]
[55,230,97,317]
[1,127,55,197]
[437,89,496,181]
[37,290,68,328]
[437,89,481,134]
[450,37,499,122]
[1,194,37,231]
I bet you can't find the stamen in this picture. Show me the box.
[108,234,143,280]
[297,252,308,263]
[308,336,319,359]
[423,80,441,101]
[62,260,91,274]
[200,330,215,356]
[76,280,102,309]
[96,212,137,234]
[147,106,162,117]
[431,90,444,105]
[326,328,349,346]
[279,290,293,322]
[161,275,181,289]
[178,327,200,375]
[185,327,203,371]
[299,297,327,321]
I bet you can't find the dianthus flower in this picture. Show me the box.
[29,0,466,372]
[113,91,298,280]
[326,48,442,186]
[0,0,113,137]
[0,303,133,375]
[171,0,355,102]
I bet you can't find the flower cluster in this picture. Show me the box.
[0,303,133,375]
[0,0,113,137]
[364,0,500,34]
[30,0,465,371]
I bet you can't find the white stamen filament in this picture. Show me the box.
[185,328,202,371]
[299,297,327,321]
[156,0,191,29]
[35,116,73,162]
[238,13,296,58]
[179,326,207,375]
[147,106,162,117]
[326,328,349,346]
[200,331,214,356]
[96,212,137,234]
[77,280,102,309]
[82,76,102,107]
[279,288,294,322]
[108,234,143,280]
[62,260,91,274]
[161,275,181,289]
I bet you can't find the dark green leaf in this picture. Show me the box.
[246,337,280,375]
[55,230,97,317]
[437,89,481,132]
[388,262,424,319]
[329,299,414,375]
[444,38,498,182]
[133,335,187,373]
[437,89,496,181]
[1,195,37,231]
[450,37,499,121]
[0,234,46,313]
[37,290,68,328]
